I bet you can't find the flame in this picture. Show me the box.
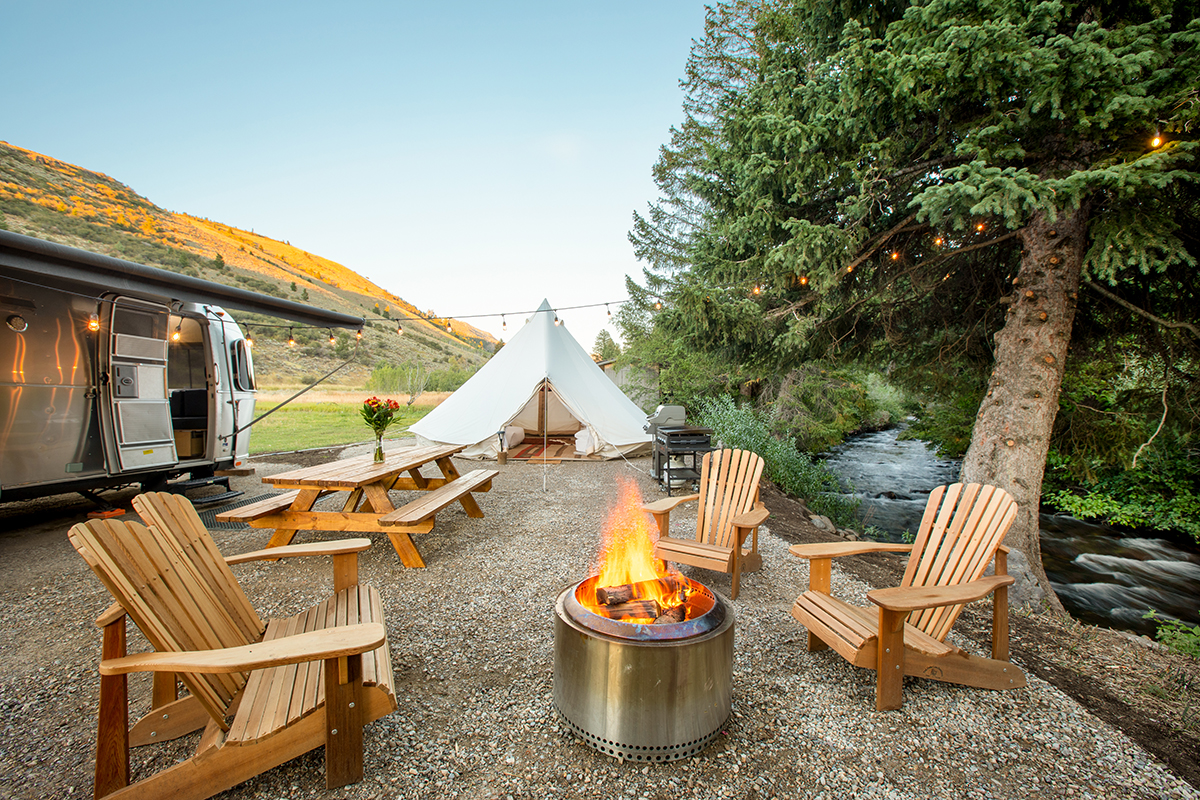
[595,475,666,587]
[584,476,684,621]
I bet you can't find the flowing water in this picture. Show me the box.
[821,426,1200,637]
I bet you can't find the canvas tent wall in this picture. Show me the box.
[410,300,651,459]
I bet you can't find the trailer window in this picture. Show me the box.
[231,339,256,391]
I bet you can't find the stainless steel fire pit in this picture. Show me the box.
[552,576,734,762]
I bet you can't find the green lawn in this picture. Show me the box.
[247,401,432,455]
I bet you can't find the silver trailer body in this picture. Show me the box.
[0,230,362,502]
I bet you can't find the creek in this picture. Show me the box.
[821,425,1200,637]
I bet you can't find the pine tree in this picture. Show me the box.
[630,0,1200,607]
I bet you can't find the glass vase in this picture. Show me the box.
[373,432,385,462]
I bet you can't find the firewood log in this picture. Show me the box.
[600,599,661,621]
[653,605,686,624]
[596,574,687,606]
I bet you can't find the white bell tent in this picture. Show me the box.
[410,300,651,459]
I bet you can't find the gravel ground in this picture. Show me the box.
[1,443,1196,800]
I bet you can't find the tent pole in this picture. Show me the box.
[543,379,548,492]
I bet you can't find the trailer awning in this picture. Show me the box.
[0,230,364,329]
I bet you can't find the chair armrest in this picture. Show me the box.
[643,494,700,515]
[789,542,913,560]
[732,505,769,529]
[95,602,127,628]
[99,623,387,676]
[225,538,372,565]
[867,575,1015,613]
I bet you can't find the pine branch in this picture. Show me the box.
[1083,280,1200,340]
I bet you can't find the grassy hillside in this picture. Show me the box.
[0,141,494,384]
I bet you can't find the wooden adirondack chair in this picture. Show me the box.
[790,483,1027,710]
[647,449,770,600]
[68,491,397,800]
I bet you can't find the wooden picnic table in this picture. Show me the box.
[216,443,498,568]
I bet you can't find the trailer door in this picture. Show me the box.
[106,297,177,471]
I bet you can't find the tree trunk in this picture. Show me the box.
[959,204,1090,615]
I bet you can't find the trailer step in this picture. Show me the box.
[170,476,232,492]
[188,490,244,507]
[161,475,244,507]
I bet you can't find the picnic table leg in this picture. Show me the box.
[434,456,485,518]
[403,468,430,490]
[362,482,427,568]
[341,488,364,512]
[266,488,321,549]
[386,531,427,568]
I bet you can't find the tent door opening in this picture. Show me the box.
[510,380,583,438]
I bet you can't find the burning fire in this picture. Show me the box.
[582,476,692,624]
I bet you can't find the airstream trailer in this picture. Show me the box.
[0,230,362,504]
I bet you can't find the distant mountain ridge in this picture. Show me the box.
[0,141,495,374]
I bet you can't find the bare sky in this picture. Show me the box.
[2,1,708,350]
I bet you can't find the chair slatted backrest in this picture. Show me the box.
[900,483,1018,641]
[695,449,766,550]
[69,514,262,730]
[132,492,264,644]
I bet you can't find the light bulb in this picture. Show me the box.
[1151,134,1163,148]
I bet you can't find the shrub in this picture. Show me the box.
[1144,610,1200,658]
[694,395,858,526]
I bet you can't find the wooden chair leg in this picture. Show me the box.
[993,549,1010,661]
[324,654,365,789]
[807,558,832,652]
[96,618,130,798]
[730,550,741,600]
[876,608,906,711]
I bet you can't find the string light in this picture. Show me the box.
[245,328,254,347]
[397,323,404,335]
[87,313,100,332]
[752,284,761,295]
[554,314,561,326]
[502,314,507,331]
[933,236,944,247]
[654,301,663,310]
[355,329,363,340]
[446,321,452,333]
[890,251,900,261]
[1151,133,1163,148]
[171,321,182,342]
[606,303,611,317]
[287,328,296,347]
[798,275,808,286]
[328,329,336,345]
[975,222,986,232]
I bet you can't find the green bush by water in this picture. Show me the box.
[694,395,858,526]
